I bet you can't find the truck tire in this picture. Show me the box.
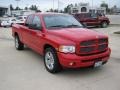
[44,48,62,73]
[15,35,24,50]
[11,23,13,27]
[101,21,108,28]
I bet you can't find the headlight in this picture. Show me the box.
[59,45,75,53]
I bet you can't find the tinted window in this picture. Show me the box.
[91,13,97,18]
[44,15,82,29]
[25,15,34,26]
[32,16,41,30]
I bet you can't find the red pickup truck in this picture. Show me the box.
[12,13,111,73]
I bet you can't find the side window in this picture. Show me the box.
[91,13,97,18]
[32,16,41,30]
[25,15,34,26]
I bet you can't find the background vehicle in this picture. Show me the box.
[16,16,27,25]
[1,18,16,27]
[73,13,110,28]
[12,13,111,73]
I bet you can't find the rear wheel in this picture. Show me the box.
[11,23,13,27]
[15,35,24,50]
[44,48,62,73]
[101,21,108,28]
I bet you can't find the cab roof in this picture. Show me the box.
[31,12,70,16]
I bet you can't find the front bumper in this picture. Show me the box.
[57,48,111,68]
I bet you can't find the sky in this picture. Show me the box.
[0,0,120,11]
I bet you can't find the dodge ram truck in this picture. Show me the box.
[12,13,111,73]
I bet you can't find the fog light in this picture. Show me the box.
[69,62,76,66]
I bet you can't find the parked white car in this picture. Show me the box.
[1,18,16,27]
[16,16,27,24]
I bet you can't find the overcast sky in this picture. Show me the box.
[0,0,120,11]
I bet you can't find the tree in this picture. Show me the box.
[100,1,109,13]
[64,4,73,13]
[29,5,38,11]
[24,7,28,10]
[54,9,58,12]
[10,4,14,10]
[49,8,54,12]
[15,6,21,10]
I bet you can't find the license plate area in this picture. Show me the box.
[94,60,102,67]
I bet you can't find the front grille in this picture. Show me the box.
[98,44,108,51]
[79,38,108,55]
[80,40,95,46]
[98,38,108,44]
[80,47,94,53]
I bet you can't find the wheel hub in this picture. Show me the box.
[45,52,54,70]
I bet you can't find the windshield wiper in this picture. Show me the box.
[65,24,82,28]
[48,25,66,28]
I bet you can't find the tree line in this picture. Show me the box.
[10,1,119,14]
[10,4,41,12]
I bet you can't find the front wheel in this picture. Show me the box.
[44,48,62,73]
[101,21,108,28]
[15,35,24,50]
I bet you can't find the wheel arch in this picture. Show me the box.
[14,32,18,37]
[101,20,109,25]
[43,44,57,54]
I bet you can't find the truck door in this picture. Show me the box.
[20,15,34,46]
[27,15,44,53]
[86,13,98,26]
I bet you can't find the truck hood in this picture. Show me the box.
[47,28,107,42]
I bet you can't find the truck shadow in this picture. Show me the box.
[60,67,104,75]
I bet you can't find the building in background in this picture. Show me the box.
[70,3,106,14]
[111,5,120,14]
[0,5,35,17]
[0,5,10,17]
[11,10,35,16]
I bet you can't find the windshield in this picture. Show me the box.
[43,14,83,29]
